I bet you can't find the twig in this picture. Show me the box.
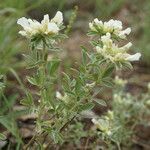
[45,140,52,150]
[60,116,76,132]
[116,142,121,150]
[84,137,90,150]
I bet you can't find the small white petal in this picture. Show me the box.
[126,53,141,61]
[56,91,62,99]
[47,22,59,34]
[123,27,131,35]
[91,118,98,124]
[43,14,49,22]
[94,18,99,23]
[119,27,131,38]
[101,32,111,41]
[96,46,103,53]
[121,42,132,50]
[28,19,41,31]
[41,14,49,25]
[17,17,30,28]
[18,31,27,37]
[89,22,95,30]
[51,11,63,25]
[94,18,103,25]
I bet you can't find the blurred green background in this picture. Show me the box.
[0,0,150,148]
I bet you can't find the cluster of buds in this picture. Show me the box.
[17,11,63,38]
[114,76,127,87]
[89,19,141,64]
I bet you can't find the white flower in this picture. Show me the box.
[89,18,131,39]
[17,11,63,38]
[125,53,141,61]
[92,118,110,134]
[96,46,103,53]
[18,31,28,37]
[121,42,132,50]
[51,11,63,25]
[41,14,50,32]
[47,22,59,34]
[56,91,63,100]
[107,110,114,120]
[101,33,112,47]
[56,91,70,103]
[115,76,127,86]
[119,27,131,39]
[89,23,96,31]
[103,19,122,32]
[94,18,103,26]
[95,33,141,63]
[17,17,31,29]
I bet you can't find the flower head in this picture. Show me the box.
[92,118,111,135]
[17,11,63,38]
[96,33,141,63]
[89,19,131,39]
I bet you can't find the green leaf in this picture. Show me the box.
[122,61,133,70]
[47,59,60,76]
[0,75,3,80]
[51,130,63,144]
[26,76,37,86]
[81,46,87,65]
[102,78,114,88]
[90,40,100,47]
[102,65,114,78]
[20,93,33,106]
[0,82,5,90]
[78,102,95,112]
[93,98,107,106]
[0,133,6,140]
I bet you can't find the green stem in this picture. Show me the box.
[38,41,47,118]
[117,142,121,150]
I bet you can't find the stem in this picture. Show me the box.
[117,142,121,150]
[38,41,47,117]
[44,116,76,150]
[60,116,76,132]
[24,41,48,149]
[84,137,90,150]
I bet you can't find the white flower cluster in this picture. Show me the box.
[95,32,141,63]
[115,76,127,86]
[17,11,63,38]
[89,18,131,39]
[92,110,114,136]
[56,91,70,103]
[92,118,112,136]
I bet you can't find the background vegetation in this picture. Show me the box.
[0,0,150,149]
